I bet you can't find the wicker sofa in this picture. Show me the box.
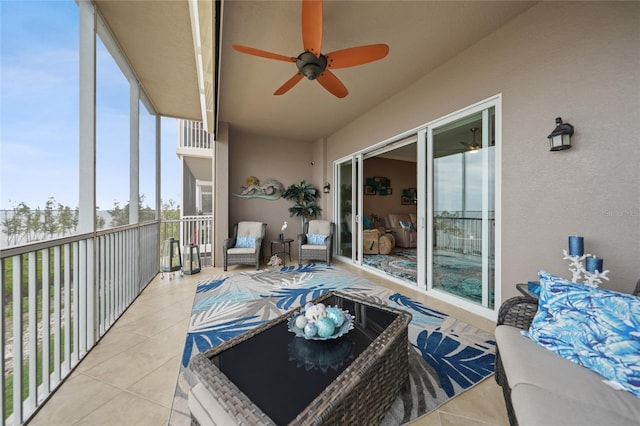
[495,280,640,426]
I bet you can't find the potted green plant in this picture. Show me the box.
[282,180,322,233]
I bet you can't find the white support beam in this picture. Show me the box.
[78,0,96,234]
[156,115,162,220]
[130,82,140,224]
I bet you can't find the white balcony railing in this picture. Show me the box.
[0,214,214,424]
[0,222,160,425]
[160,216,213,267]
[433,217,495,256]
[178,119,211,150]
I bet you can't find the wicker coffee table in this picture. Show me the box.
[189,291,412,425]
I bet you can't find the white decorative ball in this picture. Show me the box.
[294,314,308,329]
[305,304,326,322]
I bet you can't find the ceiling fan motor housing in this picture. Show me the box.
[296,51,327,80]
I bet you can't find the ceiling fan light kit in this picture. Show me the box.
[232,0,389,98]
[297,52,326,80]
[460,127,482,153]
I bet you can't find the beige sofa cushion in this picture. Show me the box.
[385,213,417,248]
[511,384,638,426]
[386,213,411,229]
[496,325,640,424]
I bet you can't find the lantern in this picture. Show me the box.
[161,238,182,279]
[547,117,574,151]
[183,243,201,275]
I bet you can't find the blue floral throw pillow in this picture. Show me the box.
[524,270,640,397]
[235,236,256,248]
[306,233,326,245]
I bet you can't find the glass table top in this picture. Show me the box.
[209,294,400,425]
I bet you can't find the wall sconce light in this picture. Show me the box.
[547,117,574,151]
[323,182,331,193]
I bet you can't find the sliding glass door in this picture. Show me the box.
[334,96,500,316]
[428,106,496,309]
[335,155,362,264]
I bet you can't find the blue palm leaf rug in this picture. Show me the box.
[169,264,495,425]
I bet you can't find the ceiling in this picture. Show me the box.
[94,0,215,127]
[97,1,536,143]
[218,1,536,142]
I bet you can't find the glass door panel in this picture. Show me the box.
[355,154,362,264]
[336,161,353,259]
[336,156,361,263]
[430,108,495,308]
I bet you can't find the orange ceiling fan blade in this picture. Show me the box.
[317,70,348,98]
[326,44,390,69]
[232,45,296,63]
[302,0,323,57]
[274,73,304,95]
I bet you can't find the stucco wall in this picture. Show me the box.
[324,2,640,299]
[228,128,327,254]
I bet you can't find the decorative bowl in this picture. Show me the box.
[287,307,354,340]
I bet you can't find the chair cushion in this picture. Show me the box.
[237,221,263,237]
[227,247,256,255]
[306,234,327,245]
[307,220,331,235]
[301,244,327,251]
[235,236,256,248]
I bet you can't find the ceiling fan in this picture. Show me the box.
[232,0,389,98]
[460,127,482,152]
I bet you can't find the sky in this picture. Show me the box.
[0,0,180,211]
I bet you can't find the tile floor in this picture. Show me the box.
[29,261,509,426]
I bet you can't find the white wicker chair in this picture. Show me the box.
[297,220,334,266]
[223,221,266,271]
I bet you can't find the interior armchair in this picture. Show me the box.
[298,220,334,266]
[223,221,267,271]
[385,213,417,248]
